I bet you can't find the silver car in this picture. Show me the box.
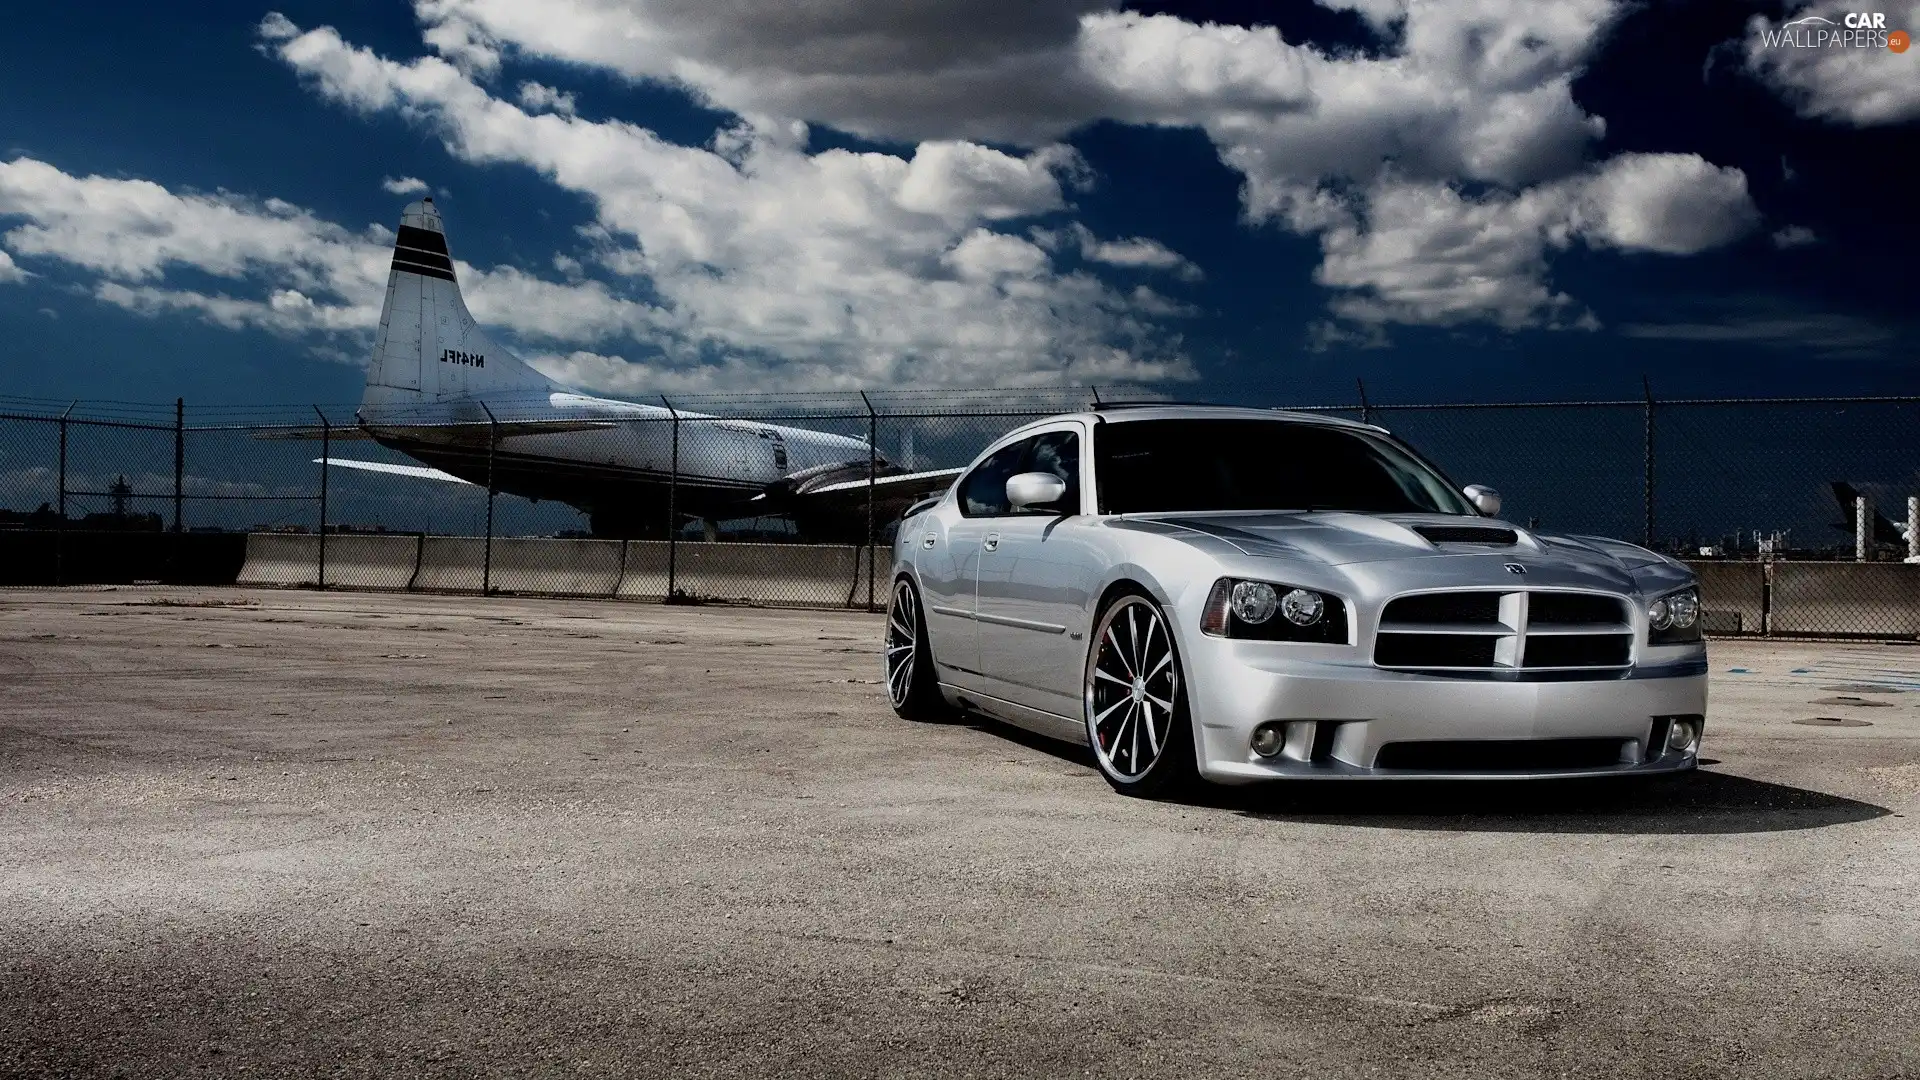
[883,405,1707,796]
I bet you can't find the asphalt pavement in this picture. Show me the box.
[3,587,1917,1078]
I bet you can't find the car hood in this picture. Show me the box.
[1137,511,1670,577]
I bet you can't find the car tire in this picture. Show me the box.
[885,576,953,722]
[1084,590,1198,798]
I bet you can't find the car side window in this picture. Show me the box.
[1014,430,1080,515]
[960,440,1029,517]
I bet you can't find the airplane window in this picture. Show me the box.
[960,440,1030,517]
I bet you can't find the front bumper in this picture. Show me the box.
[1184,640,1708,782]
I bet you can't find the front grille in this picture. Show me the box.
[1523,633,1631,668]
[1375,633,1496,668]
[1374,738,1630,772]
[1412,525,1518,545]
[1529,593,1627,625]
[1375,589,1632,673]
[1381,592,1501,624]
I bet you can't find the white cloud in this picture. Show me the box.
[1076,5,1758,333]
[0,249,27,283]
[1083,6,1616,191]
[410,0,1119,145]
[264,17,1190,388]
[381,175,431,195]
[403,1,1756,337]
[1571,152,1758,256]
[1061,223,1201,280]
[0,156,667,350]
[1772,225,1818,248]
[0,156,387,310]
[1620,311,1894,357]
[516,81,576,116]
[1741,3,1920,126]
[1308,153,1757,329]
[1313,178,1586,330]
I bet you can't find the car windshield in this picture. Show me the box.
[1095,418,1476,515]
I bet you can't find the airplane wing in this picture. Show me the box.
[751,463,963,523]
[314,457,475,485]
[254,426,376,441]
[257,418,616,441]
[792,467,964,501]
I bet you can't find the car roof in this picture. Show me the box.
[996,404,1388,442]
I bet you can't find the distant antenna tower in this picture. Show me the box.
[110,475,131,519]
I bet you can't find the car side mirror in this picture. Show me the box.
[1007,471,1069,512]
[1463,484,1501,517]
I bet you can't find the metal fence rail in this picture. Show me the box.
[1,387,1915,637]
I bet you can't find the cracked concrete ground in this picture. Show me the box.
[2,586,1917,1078]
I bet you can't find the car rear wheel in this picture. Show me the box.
[1085,592,1197,797]
[886,577,952,722]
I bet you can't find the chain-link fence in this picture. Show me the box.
[1,389,1915,637]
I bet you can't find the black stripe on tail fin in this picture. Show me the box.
[392,224,456,281]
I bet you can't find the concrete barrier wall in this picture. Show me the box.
[615,540,671,600]
[237,533,321,587]
[488,537,622,597]
[1686,561,1766,635]
[1770,562,1920,638]
[227,535,1918,634]
[318,534,420,591]
[412,537,488,593]
[665,541,869,607]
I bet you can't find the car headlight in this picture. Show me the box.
[1203,578,1347,643]
[1648,586,1702,644]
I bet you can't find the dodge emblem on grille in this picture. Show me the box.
[1504,563,1527,574]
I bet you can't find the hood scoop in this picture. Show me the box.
[1413,525,1518,545]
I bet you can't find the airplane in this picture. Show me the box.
[307,198,961,539]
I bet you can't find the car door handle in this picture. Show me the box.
[921,532,936,549]
[982,533,999,552]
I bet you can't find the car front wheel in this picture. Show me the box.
[1084,592,1197,797]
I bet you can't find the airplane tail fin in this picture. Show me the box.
[362,198,556,414]
[1830,481,1906,545]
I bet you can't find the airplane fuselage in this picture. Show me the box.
[362,391,880,535]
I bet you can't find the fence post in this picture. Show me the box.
[1909,496,1919,563]
[173,398,185,534]
[663,396,680,600]
[1356,378,1371,426]
[1856,496,1871,562]
[1642,376,1655,549]
[56,402,73,586]
[861,392,877,611]
[314,406,330,590]
[481,403,498,595]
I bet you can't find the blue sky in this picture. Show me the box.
[0,0,1914,409]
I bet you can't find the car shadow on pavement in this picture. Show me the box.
[961,715,1890,835]
[1205,770,1891,834]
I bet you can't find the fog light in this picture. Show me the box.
[1667,718,1699,755]
[1251,723,1285,758]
